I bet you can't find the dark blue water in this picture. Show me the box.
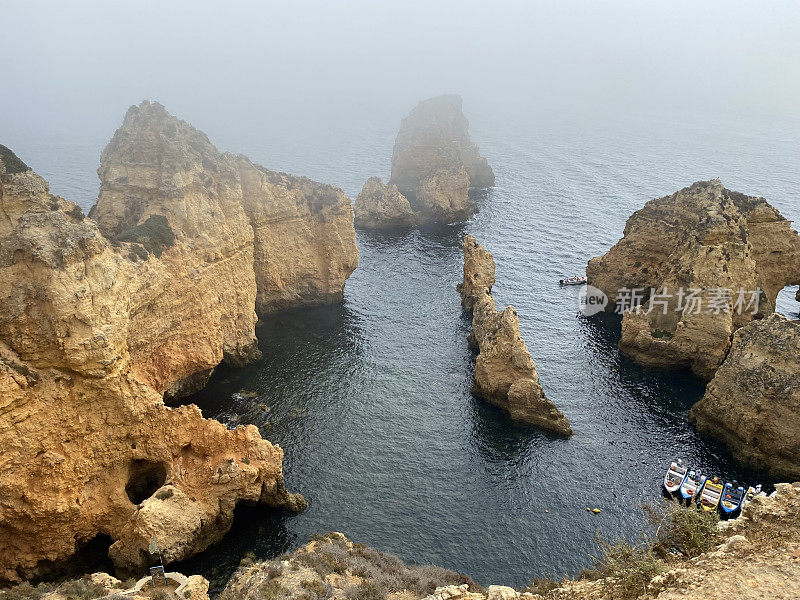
[7,105,799,591]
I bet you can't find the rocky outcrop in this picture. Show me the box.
[222,532,479,600]
[457,235,571,435]
[689,314,800,479]
[587,180,800,379]
[91,101,359,317]
[354,95,493,229]
[0,571,211,600]
[0,104,334,582]
[353,177,416,229]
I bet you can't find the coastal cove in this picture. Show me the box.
[10,105,800,592]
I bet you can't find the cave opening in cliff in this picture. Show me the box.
[125,460,167,505]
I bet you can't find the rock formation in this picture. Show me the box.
[0,571,211,600]
[91,101,359,317]
[354,95,494,228]
[457,235,571,435]
[223,532,479,600]
[587,180,800,379]
[353,177,416,229]
[0,98,364,582]
[689,314,800,479]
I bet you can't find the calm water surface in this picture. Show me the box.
[9,105,800,591]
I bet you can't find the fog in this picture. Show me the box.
[2,0,798,143]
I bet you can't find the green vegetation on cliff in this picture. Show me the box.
[114,214,176,258]
[0,145,31,174]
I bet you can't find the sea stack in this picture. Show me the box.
[689,314,800,479]
[354,95,494,228]
[0,98,360,582]
[587,180,800,379]
[457,235,571,435]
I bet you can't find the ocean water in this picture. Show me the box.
[7,104,799,591]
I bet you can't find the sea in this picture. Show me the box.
[6,102,799,592]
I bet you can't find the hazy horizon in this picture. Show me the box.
[2,0,799,141]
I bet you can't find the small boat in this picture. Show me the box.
[559,276,587,286]
[741,484,764,509]
[697,477,723,511]
[680,470,704,503]
[720,482,745,515]
[663,460,688,495]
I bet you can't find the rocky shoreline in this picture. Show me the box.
[587,180,800,379]
[0,102,358,582]
[12,480,795,600]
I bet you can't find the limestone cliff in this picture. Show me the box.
[457,235,571,435]
[354,95,493,228]
[353,177,416,229]
[0,105,342,582]
[587,180,800,379]
[689,314,800,479]
[91,101,359,317]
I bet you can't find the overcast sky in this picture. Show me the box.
[1,0,798,139]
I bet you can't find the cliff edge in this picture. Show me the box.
[0,99,362,581]
[689,313,800,479]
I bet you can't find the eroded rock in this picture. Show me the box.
[354,177,416,229]
[587,180,800,379]
[355,95,493,229]
[457,235,571,435]
[0,117,316,581]
[689,314,800,478]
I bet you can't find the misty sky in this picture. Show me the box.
[2,0,799,142]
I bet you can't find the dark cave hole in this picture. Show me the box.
[125,460,167,505]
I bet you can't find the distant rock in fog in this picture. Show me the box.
[354,95,494,229]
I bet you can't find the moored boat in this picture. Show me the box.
[679,470,704,504]
[720,482,745,515]
[697,477,723,511]
[741,484,764,509]
[663,460,688,495]
[559,276,587,286]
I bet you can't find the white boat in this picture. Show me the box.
[680,470,704,503]
[663,460,688,495]
[559,276,587,286]
[741,484,764,508]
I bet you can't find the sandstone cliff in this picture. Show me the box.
[689,314,800,479]
[354,95,494,228]
[0,98,365,582]
[353,177,416,229]
[587,180,800,379]
[91,101,359,317]
[457,235,571,435]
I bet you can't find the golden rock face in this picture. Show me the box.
[355,94,494,229]
[587,180,800,379]
[690,314,800,479]
[0,101,361,581]
[457,235,571,436]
